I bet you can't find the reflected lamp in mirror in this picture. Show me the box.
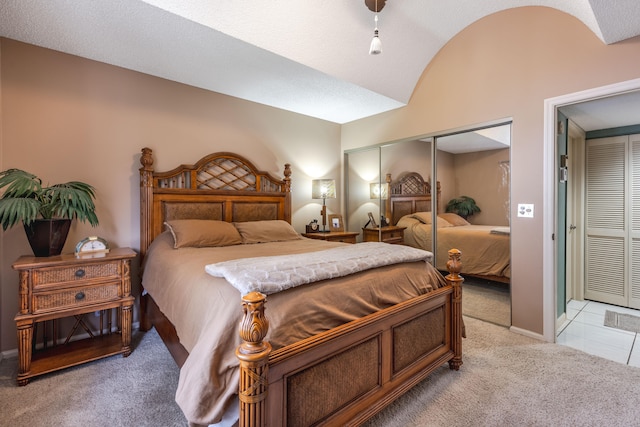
[312,179,336,232]
[370,182,392,226]
[369,183,389,200]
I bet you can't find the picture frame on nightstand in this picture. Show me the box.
[328,214,344,232]
[366,212,378,228]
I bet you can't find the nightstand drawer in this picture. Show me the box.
[333,235,357,244]
[302,231,359,244]
[32,262,120,289]
[32,282,121,313]
[362,226,406,244]
[385,230,404,241]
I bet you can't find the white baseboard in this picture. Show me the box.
[509,325,548,342]
[1,321,140,361]
[1,348,18,360]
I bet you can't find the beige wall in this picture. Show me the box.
[0,39,341,352]
[342,6,640,334]
[452,148,510,226]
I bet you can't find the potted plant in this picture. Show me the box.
[0,169,99,256]
[445,195,481,220]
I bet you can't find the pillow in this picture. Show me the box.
[410,212,452,228]
[164,220,243,248]
[438,213,470,226]
[233,220,302,244]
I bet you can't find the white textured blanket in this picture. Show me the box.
[205,242,433,295]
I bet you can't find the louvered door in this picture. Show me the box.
[585,134,640,309]
[630,134,640,308]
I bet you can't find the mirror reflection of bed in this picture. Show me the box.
[345,123,511,326]
[388,171,510,326]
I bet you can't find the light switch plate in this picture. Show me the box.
[518,203,534,218]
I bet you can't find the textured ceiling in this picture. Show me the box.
[1,0,640,124]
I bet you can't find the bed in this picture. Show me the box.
[388,172,511,283]
[138,148,464,427]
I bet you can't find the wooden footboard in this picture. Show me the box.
[237,249,464,427]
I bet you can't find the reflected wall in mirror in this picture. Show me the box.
[345,147,381,239]
[346,139,433,244]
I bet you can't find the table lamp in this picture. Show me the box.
[370,180,391,226]
[312,179,336,232]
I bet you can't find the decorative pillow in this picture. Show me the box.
[438,213,470,226]
[411,212,452,228]
[164,220,243,248]
[233,220,302,244]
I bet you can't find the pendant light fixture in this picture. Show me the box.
[365,0,386,55]
[369,15,381,55]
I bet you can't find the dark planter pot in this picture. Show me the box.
[23,219,72,257]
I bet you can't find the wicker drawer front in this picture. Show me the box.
[32,262,120,289]
[32,282,120,313]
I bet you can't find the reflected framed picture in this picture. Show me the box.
[328,214,344,232]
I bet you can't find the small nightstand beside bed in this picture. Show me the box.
[139,148,464,427]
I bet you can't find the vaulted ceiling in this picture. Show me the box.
[1,1,640,124]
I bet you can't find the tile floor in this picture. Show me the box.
[557,299,640,367]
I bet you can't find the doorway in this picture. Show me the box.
[544,78,640,341]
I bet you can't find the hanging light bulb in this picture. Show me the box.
[369,14,381,55]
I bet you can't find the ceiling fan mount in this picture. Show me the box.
[365,0,386,13]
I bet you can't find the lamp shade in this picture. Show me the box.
[370,182,389,199]
[312,179,336,199]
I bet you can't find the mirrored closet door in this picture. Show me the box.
[344,122,511,326]
[434,123,511,326]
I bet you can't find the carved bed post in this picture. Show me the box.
[139,147,154,331]
[283,163,292,224]
[139,147,154,258]
[445,249,464,371]
[237,292,272,427]
[385,173,392,224]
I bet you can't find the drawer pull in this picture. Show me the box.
[75,292,86,301]
[75,269,86,278]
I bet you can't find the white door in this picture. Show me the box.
[629,134,640,309]
[566,122,585,302]
[584,133,640,309]
[584,136,627,306]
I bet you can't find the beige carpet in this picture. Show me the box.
[462,279,510,327]
[3,317,640,426]
[0,329,186,426]
[365,316,640,426]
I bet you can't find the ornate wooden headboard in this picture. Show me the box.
[139,148,291,258]
[386,172,440,225]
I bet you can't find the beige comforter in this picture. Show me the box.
[398,216,511,279]
[142,232,447,426]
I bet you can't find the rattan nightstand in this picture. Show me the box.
[12,248,136,385]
